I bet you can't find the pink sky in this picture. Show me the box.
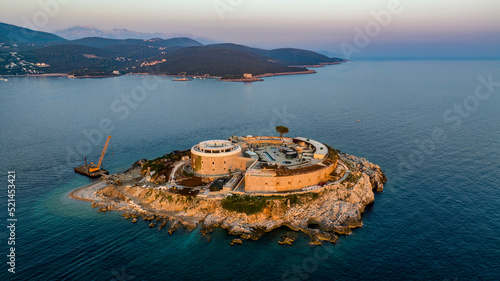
[1,0,499,58]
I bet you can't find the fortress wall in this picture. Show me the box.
[192,153,238,176]
[246,140,284,148]
[191,136,335,191]
[192,154,250,176]
[241,137,294,149]
[237,157,256,170]
[240,136,293,142]
[244,160,336,192]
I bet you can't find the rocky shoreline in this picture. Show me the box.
[2,67,330,81]
[2,70,316,80]
[70,152,386,245]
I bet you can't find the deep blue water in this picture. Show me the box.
[0,61,499,280]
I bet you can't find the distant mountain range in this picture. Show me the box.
[0,22,345,77]
[54,25,208,42]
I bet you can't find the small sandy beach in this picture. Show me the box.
[69,181,108,202]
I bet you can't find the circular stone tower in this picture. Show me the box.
[191,140,242,176]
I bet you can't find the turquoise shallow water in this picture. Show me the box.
[0,61,499,280]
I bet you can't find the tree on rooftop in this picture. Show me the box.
[276,125,289,139]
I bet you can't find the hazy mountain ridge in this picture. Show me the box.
[40,36,203,49]
[54,25,194,41]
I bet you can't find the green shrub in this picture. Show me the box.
[221,195,267,215]
[345,173,361,184]
[324,143,338,162]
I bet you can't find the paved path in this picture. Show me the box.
[169,160,188,182]
[332,163,351,184]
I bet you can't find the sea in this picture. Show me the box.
[0,60,499,280]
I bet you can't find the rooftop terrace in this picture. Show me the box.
[192,140,240,154]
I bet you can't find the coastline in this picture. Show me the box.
[128,72,221,79]
[218,69,317,82]
[69,151,386,245]
[0,73,69,77]
[69,181,108,202]
[0,73,119,78]
[1,62,344,80]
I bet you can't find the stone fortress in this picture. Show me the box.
[190,136,337,193]
[78,134,385,245]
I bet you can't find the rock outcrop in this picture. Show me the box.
[230,238,243,246]
[279,233,297,245]
[338,152,387,192]
[88,153,386,245]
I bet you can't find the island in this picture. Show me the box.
[70,135,386,245]
[0,22,346,80]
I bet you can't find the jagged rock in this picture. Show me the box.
[122,213,131,219]
[142,214,155,221]
[159,219,168,230]
[89,151,386,243]
[309,229,337,243]
[203,214,223,228]
[131,218,137,223]
[98,207,107,213]
[230,238,243,246]
[331,225,352,235]
[279,237,295,245]
[99,186,128,201]
[339,152,387,192]
[168,219,180,234]
[185,223,197,231]
[248,227,267,240]
[149,222,156,228]
[278,233,296,245]
[309,238,322,246]
[240,233,252,240]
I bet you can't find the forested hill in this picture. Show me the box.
[0,22,345,77]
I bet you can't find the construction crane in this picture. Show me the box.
[89,135,111,172]
[74,136,112,178]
